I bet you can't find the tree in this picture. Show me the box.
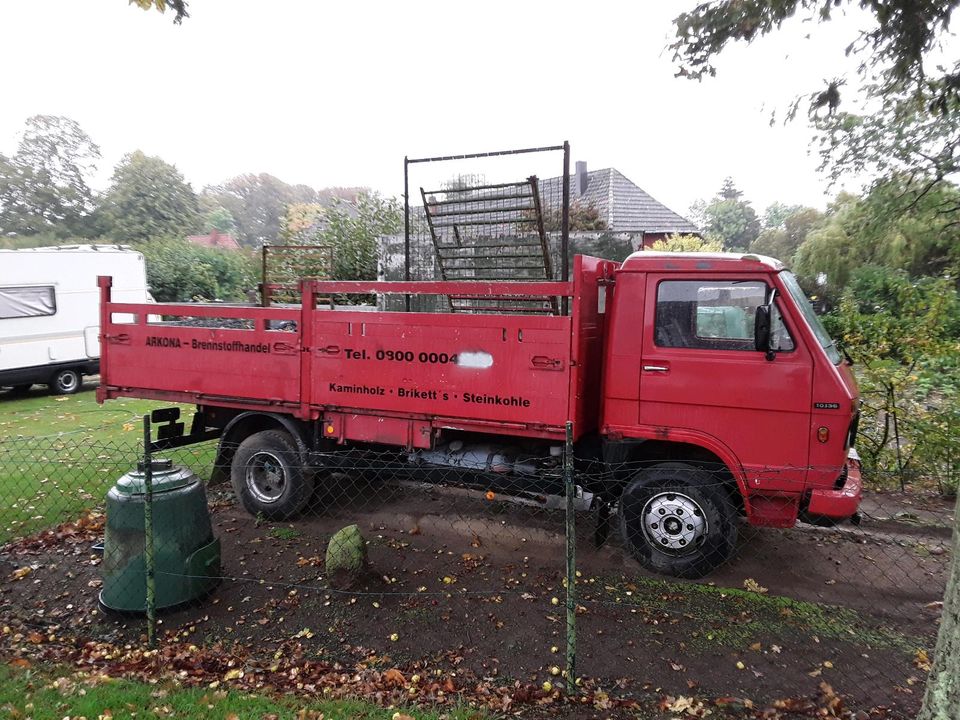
[762,202,804,229]
[279,203,326,244]
[671,1,960,224]
[318,192,402,282]
[98,150,200,243]
[203,174,317,247]
[541,199,608,232]
[718,176,742,200]
[750,205,823,262]
[672,1,960,118]
[919,508,960,720]
[129,0,189,23]
[692,178,761,251]
[203,205,237,235]
[650,234,723,252]
[0,115,101,236]
[793,179,960,305]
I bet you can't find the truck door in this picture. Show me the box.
[638,274,811,490]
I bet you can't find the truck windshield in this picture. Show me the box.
[780,271,842,365]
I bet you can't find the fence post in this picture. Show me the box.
[142,414,156,647]
[564,420,576,688]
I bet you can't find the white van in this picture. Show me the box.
[0,245,152,395]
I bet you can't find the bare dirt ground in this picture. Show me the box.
[0,482,952,719]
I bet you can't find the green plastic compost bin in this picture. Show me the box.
[100,459,220,612]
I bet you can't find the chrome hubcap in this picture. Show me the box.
[641,491,708,555]
[59,373,78,392]
[246,451,286,503]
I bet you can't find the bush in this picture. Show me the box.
[138,238,257,302]
[825,265,960,492]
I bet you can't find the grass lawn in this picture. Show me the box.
[0,665,472,720]
[0,381,215,543]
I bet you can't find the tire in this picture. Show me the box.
[618,462,738,579]
[50,369,81,395]
[7,384,32,396]
[230,429,313,520]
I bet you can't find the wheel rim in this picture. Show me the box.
[245,451,286,504]
[640,491,708,555]
[58,373,78,392]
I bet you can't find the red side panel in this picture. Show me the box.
[307,311,573,431]
[99,301,302,406]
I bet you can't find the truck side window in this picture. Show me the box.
[0,286,56,320]
[770,302,795,352]
[655,280,793,351]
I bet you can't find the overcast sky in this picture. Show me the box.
[1,1,873,219]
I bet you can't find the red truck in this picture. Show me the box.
[97,252,862,578]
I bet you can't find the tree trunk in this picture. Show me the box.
[917,498,960,720]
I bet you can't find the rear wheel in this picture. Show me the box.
[230,429,313,520]
[50,369,81,395]
[619,462,737,579]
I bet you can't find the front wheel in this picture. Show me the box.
[50,369,81,395]
[230,430,313,520]
[619,463,738,579]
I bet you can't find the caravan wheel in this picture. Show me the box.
[50,369,81,395]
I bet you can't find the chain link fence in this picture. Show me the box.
[0,411,952,718]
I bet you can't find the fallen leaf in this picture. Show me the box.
[383,669,405,686]
[669,696,695,713]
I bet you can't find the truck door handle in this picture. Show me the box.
[531,355,564,371]
[642,365,669,372]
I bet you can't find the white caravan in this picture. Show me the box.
[0,245,152,395]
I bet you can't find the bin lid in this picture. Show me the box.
[114,460,196,495]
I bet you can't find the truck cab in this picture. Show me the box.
[600,252,861,576]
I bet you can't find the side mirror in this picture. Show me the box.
[754,305,776,360]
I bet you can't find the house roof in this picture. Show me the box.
[540,167,699,235]
[186,231,241,251]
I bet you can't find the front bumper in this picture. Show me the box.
[805,449,863,519]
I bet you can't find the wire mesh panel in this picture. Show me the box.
[261,243,334,306]
[397,144,570,313]
[0,396,953,720]
[420,176,556,313]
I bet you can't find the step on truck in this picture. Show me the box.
[97,251,862,578]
